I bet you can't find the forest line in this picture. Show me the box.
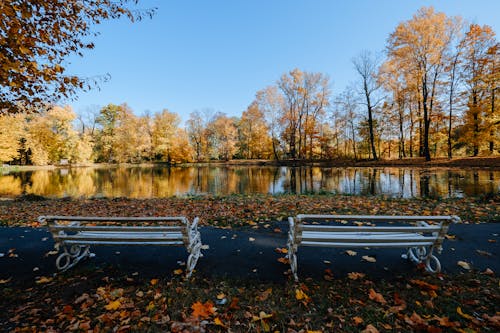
[0,7,498,166]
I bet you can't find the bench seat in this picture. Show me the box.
[39,215,202,277]
[287,214,460,281]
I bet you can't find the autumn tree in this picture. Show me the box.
[0,113,25,163]
[26,105,82,165]
[387,7,456,161]
[237,102,271,159]
[353,51,381,160]
[206,113,238,161]
[460,24,499,155]
[187,110,210,162]
[277,69,330,159]
[151,109,180,163]
[0,0,154,113]
[255,86,284,161]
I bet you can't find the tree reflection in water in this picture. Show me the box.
[0,166,498,199]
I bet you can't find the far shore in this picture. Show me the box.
[2,156,500,171]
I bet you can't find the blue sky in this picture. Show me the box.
[65,0,500,124]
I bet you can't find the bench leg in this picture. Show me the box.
[186,231,202,278]
[287,237,299,282]
[403,246,441,273]
[55,245,91,272]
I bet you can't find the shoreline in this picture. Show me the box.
[2,156,500,171]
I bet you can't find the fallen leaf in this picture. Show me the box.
[191,301,216,319]
[214,317,225,327]
[150,278,159,286]
[456,306,473,320]
[362,255,376,263]
[277,257,289,264]
[345,250,357,256]
[368,288,387,304]
[201,244,209,250]
[476,249,492,257]
[256,288,272,301]
[44,250,58,257]
[146,301,155,311]
[216,293,225,300]
[275,247,288,254]
[105,300,121,311]
[0,278,11,284]
[35,276,52,284]
[352,316,364,325]
[295,289,311,304]
[348,272,365,280]
[249,237,255,242]
[457,261,471,270]
[173,269,183,275]
[361,324,380,333]
[410,279,439,291]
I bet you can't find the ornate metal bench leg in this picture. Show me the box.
[404,246,427,264]
[186,232,202,278]
[287,236,299,282]
[56,245,91,272]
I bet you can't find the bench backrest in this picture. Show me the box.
[39,216,195,246]
[289,214,460,249]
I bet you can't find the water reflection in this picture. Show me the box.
[0,166,498,199]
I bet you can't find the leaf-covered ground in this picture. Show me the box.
[1,193,499,227]
[1,267,498,332]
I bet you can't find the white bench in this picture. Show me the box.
[39,215,202,278]
[287,214,460,281]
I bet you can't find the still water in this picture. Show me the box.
[0,165,498,199]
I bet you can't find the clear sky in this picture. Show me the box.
[64,0,500,124]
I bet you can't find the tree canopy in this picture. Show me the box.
[0,0,154,113]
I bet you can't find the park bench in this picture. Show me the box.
[39,215,202,278]
[287,214,460,281]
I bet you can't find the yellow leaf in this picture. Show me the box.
[146,301,155,311]
[150,278,159,286]
[105,300,121,311]
[295,289,311,304]
[457,306,473,320]
[216,293,226,300]
[173,269,183,275]
[214,317,225,327]
[307,331,323,333]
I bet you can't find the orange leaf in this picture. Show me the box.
[410,279,439,291]
[456,306,473,320]
[352,316,364,325]
[191,301,216,319]
[150,278,159,286]
[173,269,183,275]
[368,288,387,304]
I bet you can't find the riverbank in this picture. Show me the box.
[1,193,498,227]
[3,156,500,171]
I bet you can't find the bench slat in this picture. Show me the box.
[297,214,453,223]
[62,240,185,246]
[300,225,442,233]
[43,216,188,223]
[57,232,184,243]
[51,225,184,232]
[301,231,435,243]
[301,241,436,248]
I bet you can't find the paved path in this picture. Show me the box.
[0,223,498,283]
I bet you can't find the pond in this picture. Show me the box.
[0,165,498,199]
